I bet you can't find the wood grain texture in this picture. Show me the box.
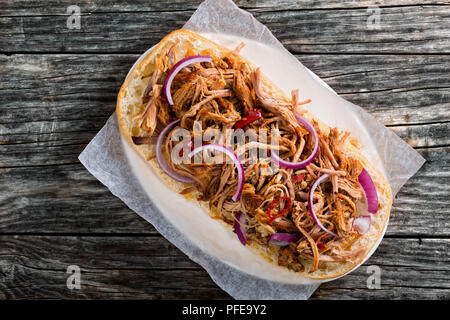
[1,54,448,126]
[0,235,448,299]
[299,54,450,125]
[2,0,449,16]
[1,4,449,53]
[1,53,448,167]
[1,0,449,300]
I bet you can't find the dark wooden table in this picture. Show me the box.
[1,0,449,299]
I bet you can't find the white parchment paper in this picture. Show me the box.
[79,0,425,299]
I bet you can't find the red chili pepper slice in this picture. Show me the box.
[178,140,194,157]
[234,109,262,130]
[317,240,326,251]
[294,174,305,182]
[267,196,292,224]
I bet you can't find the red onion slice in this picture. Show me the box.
[358,168,378,214]
[156,119,195,184]
[353,215,371,235]
[271,114,319,169]
[163,55,213,105]
[269,233,297,246]
[189,143,244,202]
[234,211,247,245]
[308,173,338,237]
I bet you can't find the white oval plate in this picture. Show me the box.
[121,33,388,285]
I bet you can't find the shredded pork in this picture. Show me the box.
[131,41,368,273]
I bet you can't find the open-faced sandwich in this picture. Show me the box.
[117,29,393,280]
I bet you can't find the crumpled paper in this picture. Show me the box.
[79,0,425,299]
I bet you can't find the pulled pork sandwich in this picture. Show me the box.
[117,29,392,279]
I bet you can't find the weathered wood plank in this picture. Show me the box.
[387,147,450,237]
[314,237,450,299]
[1,0,448,301]
[0,147,448,236]
[390,122,450,148]
[314,286,449,300]
[1,52,448,166]
[0,164,154,234]
[299,54,450,125]
[240,0,450,10]
[257,5,450,54]
[1,53,448,127]
[1,0,447,15]
[1,5,449,53]
[341,89,450,126]
[0,235,447,299]
[300,54,450,94]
